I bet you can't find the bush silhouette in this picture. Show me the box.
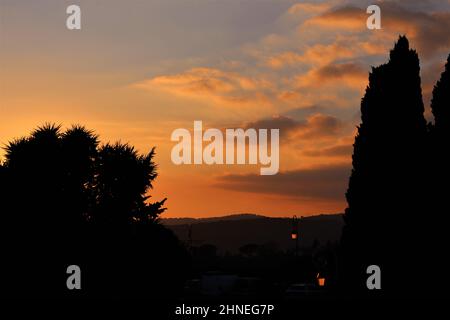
[0,124,188,299]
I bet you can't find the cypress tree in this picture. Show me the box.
[428,54,450,293]
[431,54,450,134]
[341,36,427,296]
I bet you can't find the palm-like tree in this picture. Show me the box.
[2,124,166,228]
[0,123,188,298]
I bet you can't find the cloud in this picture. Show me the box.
[150,68,234,94]
[306,3,450,58]
[295,62,368,89]
[297,113,343,138]
[283,105,332,119]
[266,42,355,69]
[243,113,344,141]
[244,115,301,139]
[288,2,331,15]
[406,11,450,57]
[134,67,273,107]
[306,6,366,30]
[316,62,365,79]
[266,51,304,69]
[215,164,351,201]
[302,144,353,157]
[277,90,304,104]
[358,41,389,55]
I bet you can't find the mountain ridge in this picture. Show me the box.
[162,213,344,253]
[161,213,341,226]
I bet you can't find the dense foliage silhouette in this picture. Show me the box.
[0,124,188,298]
[431,55,450,133]
[428,54,450,296]
[342,37,450,297]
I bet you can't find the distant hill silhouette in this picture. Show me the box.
[163,214,343,253]
[162,213,265,226]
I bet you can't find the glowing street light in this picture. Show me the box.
[317,273,326,287]
[292,215,299,256]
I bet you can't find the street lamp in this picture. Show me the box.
[292,215,299,256]
[317,272,326,287]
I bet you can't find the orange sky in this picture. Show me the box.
[1,0,450,218]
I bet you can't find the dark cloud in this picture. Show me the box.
[245,115,300,134]
[296,114,343,139]
[214,164,351,201]
[283,105,358,124]
[384,3,450,58]
[316,63,366,80]
[283,106,325,119]
[318,2,450,58]
[384,0,450,12]
[244,113,343,140]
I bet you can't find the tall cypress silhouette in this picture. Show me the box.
[431,55,450,134]
[429,54,450,293]
[341,36,428,295]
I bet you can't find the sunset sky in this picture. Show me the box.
[1,0,450,218]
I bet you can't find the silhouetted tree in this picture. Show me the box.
[60,125,99,229]
[239,243,259,257]
[92,143,165,226]
[428,54,450,292]
[341,36,428,296]
[431,55,450,134]
[0,124,187,299]
[0,161,7,234]
[196,244,218,259]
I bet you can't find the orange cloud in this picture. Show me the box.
[244,113,344,142]
[266,51,304,69]
[306,6,366,30]
[302,143,353,158]
[304,4,450,58]
[295,62,368,90]
[359,40,389,55]
[266,42,354,69]
[294,113,344,139]
[134,67,273,108]
[288,2,331,15]
[277,91,303,103]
